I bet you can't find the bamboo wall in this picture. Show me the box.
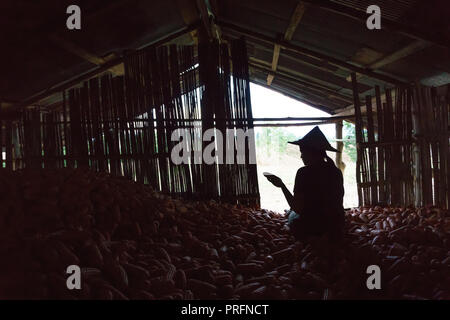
[413,84,449,208]
[352,73,449,209]
[0,39,260,206]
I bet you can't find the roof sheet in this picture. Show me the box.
[0,0,448,114]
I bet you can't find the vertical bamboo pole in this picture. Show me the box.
[0,120,3,170]
[392,88,403,205]
[335,120,345,173]
[429,87,440,206]
[365,95,378,204]
[415,83,433,205]
[375,86,385,203]
[12,123,21,170]
[350,73,363,206]
[411,83,423,207]
[405,88,414,205]
[445,85,450,208]
[384,89,395,204]
[5,120,12,170]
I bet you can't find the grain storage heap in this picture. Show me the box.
[0,0,449,300]
[0,168,448,299]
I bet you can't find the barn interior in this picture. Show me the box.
[0,0,449,300]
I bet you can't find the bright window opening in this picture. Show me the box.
[250,83,358,213]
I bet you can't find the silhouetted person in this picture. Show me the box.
[265,126,344,241]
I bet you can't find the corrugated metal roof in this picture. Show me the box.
[1,0,448,114]
[0,0,187,102]
[219,0,450,113]
[331,0,420,22]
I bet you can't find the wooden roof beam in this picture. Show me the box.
[249,56,371,92]
[275,78,347,110]
[223,33,340,75]
[253,79,335,114]
[196,0,213,39]
[49,35,124,76]
[250,63,353,103]
[370,40,430,69]
[196,0,222,41]
[177,0,201,44]
[347,40,430,81]
[20,23,199,108]
[267,1,307,85]
[267,44,280,85]
[334,89,398,118]
[251,57,346,93]
[300,0,450,49]
[217,19,408,86]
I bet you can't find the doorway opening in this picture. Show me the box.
[250,83,358,213]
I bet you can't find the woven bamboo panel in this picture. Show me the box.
[1,40,260,207]
[351,74,449,209]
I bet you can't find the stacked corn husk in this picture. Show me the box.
[0,168,448,300]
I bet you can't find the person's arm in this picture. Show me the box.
[266,171,304,212]
[291,169,305,213]
[266,175,294,208]
[281,184,296,209]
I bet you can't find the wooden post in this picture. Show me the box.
[335,120,345,173]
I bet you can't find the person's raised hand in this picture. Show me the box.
[266,175,284,188]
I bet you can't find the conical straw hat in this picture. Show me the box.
[288,126,339,152]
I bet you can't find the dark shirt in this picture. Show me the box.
[293,162,345,234]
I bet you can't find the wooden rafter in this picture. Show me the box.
[250,63,352,103]
[370,40,429,69]
[217,19,407,85]
[225,32,401,88]
[267,1,306,85]
[196,0,213,39]
[333,90,398,120]
[21,23,199,108]
[50,35,124,76]
[266,45,280,85]
[252,78,334,113]
[348,40,430,81]
[196,0,222,41]
[253,47,338,73]
[276,78,346,110]
[177,0,200,43]
[249,56,371,93]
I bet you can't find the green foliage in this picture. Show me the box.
[255,124,357,163]
[256,127,297,156]
[343,121,357,162]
